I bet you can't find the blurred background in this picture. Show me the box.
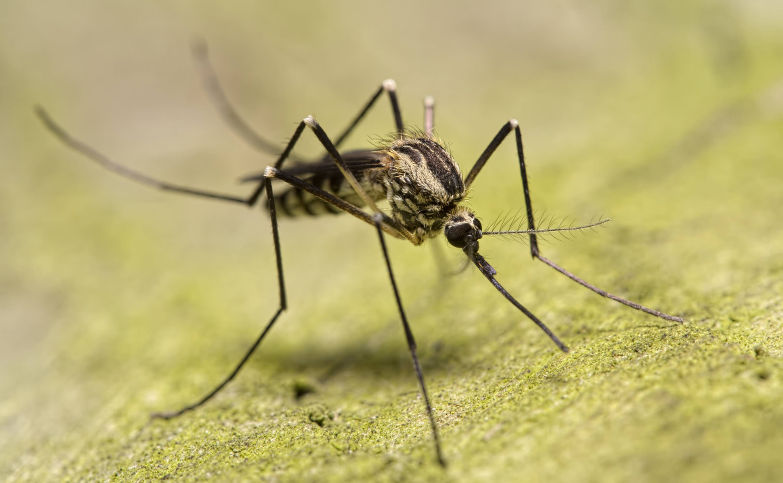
[1,1,782,480]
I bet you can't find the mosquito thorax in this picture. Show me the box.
[444,209,482,250]
[382,136,466,244]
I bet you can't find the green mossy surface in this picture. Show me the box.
[1,2,782,481]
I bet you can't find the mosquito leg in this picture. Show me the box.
[236,78,404,184]
[259,171,443,463]
[38,105,410,241]
[42,105,438,450]
[470,251,569,352]
[195,40,402,169]
[151,177,287,419]
[38,104,317,210]
[333,78,404,148]
[424,96,435,137]
[298,116,398,226]
[191,40,308,162]
[266,167,405,240]
[430,238,449,276]
[510,125,684,322]
[282,116,444,463]
[246,114,415,240]
[429,121,482,278]
[265,115,409,238]
[464,120,684,323]
[372,214,446,467]
[37,107,252,205]
[38,108,334,210]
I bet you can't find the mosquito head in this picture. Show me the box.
[444,209,483,252]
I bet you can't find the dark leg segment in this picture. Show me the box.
[511,125,684,322]
[268,167,403,239]
[151,177,287,419]
[38,107,308,211]
[302,116,383,213]
[237,79,403,195]
[535,254,682,321]
[245,121,308,206]
[41,102,445,462]
[195,43,399,160]
[41,107,423,421]
[38,107,407,239]
[36,107,249,205]
[257,172,441,463]
[333,78,404,147]
[463,121,514,188]
[470,252,568,352]
[465,119,684,323]
[384,79,405,135]
[373,214,446,467]
[513,124,540,257]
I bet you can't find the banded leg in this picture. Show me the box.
[465,120,683,323]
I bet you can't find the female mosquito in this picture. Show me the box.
[37,43,683,467]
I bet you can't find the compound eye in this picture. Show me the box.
[445,222,471,248]
[474,218,483,232]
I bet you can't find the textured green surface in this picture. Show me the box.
[2,1,782,481]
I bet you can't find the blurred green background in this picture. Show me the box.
[1,1,782,481]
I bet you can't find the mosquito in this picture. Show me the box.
[36,43,683,467]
